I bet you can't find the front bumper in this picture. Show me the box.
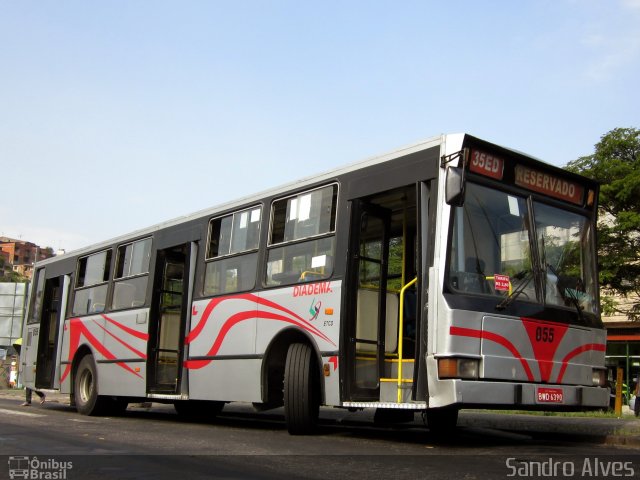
[431,379,609,410]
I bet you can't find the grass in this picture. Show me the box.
[474,409,628,419]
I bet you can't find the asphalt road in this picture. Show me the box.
[0,396,638,480]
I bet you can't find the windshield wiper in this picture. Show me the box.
[547,262,586,323]
[495,269,534,310]
[563,287,585,323]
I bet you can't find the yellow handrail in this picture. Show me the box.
[397,277,417,402]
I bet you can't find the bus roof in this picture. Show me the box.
[34,132,577,266]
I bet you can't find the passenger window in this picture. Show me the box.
[115,238,152,279]
[28,268,46,324]
[77,250,111,288]
[207,207,261,258]
[266,184,337,286]
[112,238,152,310]
[270,185,337,244]
[204,253,258,296]
[73,250,112,316]
[204,206,261,296]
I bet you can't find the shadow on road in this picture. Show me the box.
[39,400,609,450]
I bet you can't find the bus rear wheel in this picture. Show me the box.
[283,342,320,435]
[74,354,112,416]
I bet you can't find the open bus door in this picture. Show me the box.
[23,268,68,390]
[147,243,192,394]
[347,200,391,401]
[345,186,420,405]
[34,276,64,389]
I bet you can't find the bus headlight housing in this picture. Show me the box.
[438,357,479,380]
[592,368,607,387]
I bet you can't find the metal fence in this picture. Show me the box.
[0,282,28,346]
[0,282,28,388]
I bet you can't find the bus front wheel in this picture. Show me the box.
[283,342,320,435]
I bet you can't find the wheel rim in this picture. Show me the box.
[78,368,94,404]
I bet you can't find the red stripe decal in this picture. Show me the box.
[185,297,226,344]
[184,293,335,369]
[521,319,568,382]
[61,317,144,383]
[93,319,147,359]
[187,293,333,346]
[185,294,336,370]
[450,326,535,381]
[101,314,149,341]
[556,343,606,383]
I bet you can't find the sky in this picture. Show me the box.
[1,0,639,253]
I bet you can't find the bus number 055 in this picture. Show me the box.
[535,326,555,343]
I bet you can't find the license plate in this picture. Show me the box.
[536,387,564,403]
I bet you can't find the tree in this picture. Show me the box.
[0,255,29,283]
[566,127,640,320]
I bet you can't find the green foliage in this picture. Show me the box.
[0,255,29,282]
[566,128,640,320]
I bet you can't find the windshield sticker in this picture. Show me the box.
[494,274,511,291]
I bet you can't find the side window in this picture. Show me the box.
[28,268,45,324]
[204,206,261,296]
[112,238,152,310]
[270,185,337,244]
[266,184,337,286]
[72,250,112,316]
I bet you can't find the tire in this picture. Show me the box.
[425,407,459,434]
[74,355,110,416]
[283,342,320,435]
[174,400,225,419]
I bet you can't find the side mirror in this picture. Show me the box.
[445,166,466,206]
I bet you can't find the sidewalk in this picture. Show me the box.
[0,387,70,405]
[1,387,639,447]
[458,410,640,448]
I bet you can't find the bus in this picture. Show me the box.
[20,133,608,434]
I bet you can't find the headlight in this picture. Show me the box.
[592,368,607,387]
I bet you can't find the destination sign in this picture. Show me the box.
[469,149,504,180]
[514,165,584,205]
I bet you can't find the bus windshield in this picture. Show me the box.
[448,182,597,316]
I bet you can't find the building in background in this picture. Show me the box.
[0,238,55,386]
[0,237,54,280]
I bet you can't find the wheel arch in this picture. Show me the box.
[70,345,95,394]
[260,327,325,407]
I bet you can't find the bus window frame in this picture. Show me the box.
[267,183,338,248]
[202,204,263,297]
[113,237,152,280]
[264,183,339,288]
[27,267,46,325]
[111,237,152,311]
[72,249,113,317]
[205,204,263,260]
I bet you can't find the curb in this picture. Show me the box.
[605,435,640,447]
